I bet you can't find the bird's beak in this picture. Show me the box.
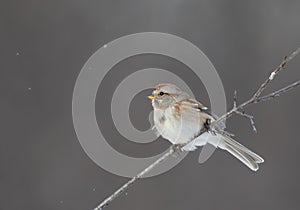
[148,95,155,100]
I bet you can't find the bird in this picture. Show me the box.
[148,83,264,171]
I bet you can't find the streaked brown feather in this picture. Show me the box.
[171,99,213,124]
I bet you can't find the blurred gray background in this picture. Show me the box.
[1,0,300,209]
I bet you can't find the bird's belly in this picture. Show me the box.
[155,116,201,145]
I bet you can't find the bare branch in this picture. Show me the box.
[257,80,300,103]
[233,90,237,109]
[208,47,300,128]
[253,47,300,98]
[235,110,257,133]
[94,145,179,210]
[93,47,300,210]
[231,90,257,133]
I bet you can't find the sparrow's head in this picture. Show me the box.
[148,83,189,109]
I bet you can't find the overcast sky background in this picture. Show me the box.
[1,1,300,210]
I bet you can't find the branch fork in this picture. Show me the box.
[232,90,257,133]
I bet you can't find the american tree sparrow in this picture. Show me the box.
[148,83,264,171]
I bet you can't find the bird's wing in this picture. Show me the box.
[172,99,213,124]
[180,98,226,129]
[177,98,208,111]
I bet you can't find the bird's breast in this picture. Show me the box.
[154,108,202,144]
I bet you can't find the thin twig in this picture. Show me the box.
[94,145,179,210]
[208,47,300,128]
[93,47,300,210]
[235,110,257,133]
[253,47,300,98]
[256,80,300,102]
[232,90,257,133]
[233,90,237,109]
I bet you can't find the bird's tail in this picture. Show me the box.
[214,133,264,171]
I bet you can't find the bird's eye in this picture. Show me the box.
[159,92,164,96]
